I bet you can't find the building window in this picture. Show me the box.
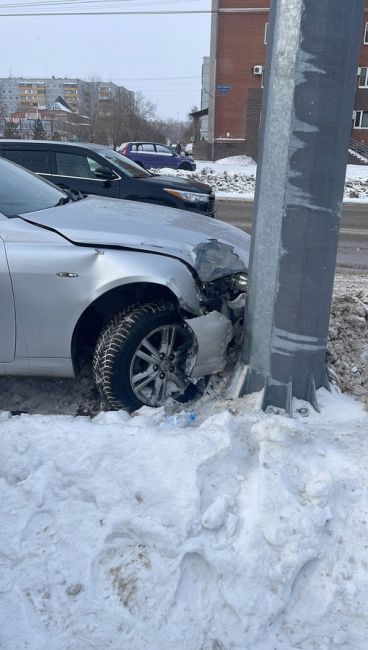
[354,110,368,128]
[264,22,268,45]
[364,22,368,44]
[359,67,368,87]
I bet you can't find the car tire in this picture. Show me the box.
[179,163,192,171]
[93,302,200,412]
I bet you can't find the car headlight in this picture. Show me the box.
[231,272,247,292]
[163,189,210,203]
[201,272,248,305]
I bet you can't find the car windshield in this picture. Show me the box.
[0,158,67,217]
[96,148,151,178]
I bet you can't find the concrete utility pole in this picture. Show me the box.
[239,0,364,414]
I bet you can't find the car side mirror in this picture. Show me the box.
[94,166,114,180]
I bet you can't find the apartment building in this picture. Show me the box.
[0,77,133,120]
[207,0,368,161]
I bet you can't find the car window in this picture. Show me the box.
[0,158,66,217]
[2,148,50,173]
[95,149,150,178]
[155,145,173,155]
[55,152,98,178]
[137,144,155,152]
[130,144,138,151]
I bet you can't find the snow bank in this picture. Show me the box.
[0,389,367,649]
[152,160,368,202]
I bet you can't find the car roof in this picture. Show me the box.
[0,139,112,151]
[127,142,172,146]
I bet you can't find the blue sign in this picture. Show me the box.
[216,84,232,96]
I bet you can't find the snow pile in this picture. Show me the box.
[208,154,256,169]
[152,160,368,201]
[0,389,367,649]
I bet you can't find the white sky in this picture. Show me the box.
[0,0,211,119]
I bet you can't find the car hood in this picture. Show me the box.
[22,196,250,282]
[141,174,211,194]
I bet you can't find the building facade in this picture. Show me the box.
[0,77,133,123]
[207,0,368,161]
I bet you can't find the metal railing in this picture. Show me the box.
[349,137,368,161]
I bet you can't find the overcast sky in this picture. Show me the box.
[0,0,211,120]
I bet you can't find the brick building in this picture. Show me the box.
[206,0,368,161]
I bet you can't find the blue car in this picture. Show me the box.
[119,142,196,171]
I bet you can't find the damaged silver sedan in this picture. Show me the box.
[0,158,250,411]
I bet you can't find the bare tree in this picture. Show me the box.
[3,120,19,138]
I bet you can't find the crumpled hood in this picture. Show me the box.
[22,196,250,281]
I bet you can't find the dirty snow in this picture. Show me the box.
[153,160,368,202]
[0,387,368,649]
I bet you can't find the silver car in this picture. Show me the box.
[0,158,250,412]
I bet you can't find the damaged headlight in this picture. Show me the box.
[231,272,247,292]
[201,272,247,306]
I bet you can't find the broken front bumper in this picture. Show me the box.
[185,293,246,378]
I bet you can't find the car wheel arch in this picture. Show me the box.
[71,281,181,373]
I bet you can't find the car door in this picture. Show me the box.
[53,149,120,198]
[0,229,15,362]
[136,143,157,169]
[155,144,177,169]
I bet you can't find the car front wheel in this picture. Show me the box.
[93,303,199,412]
[179,163,192,171]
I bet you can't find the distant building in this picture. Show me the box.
[0,76,134,121]
[5,97,90,140]
[206,0,368,161]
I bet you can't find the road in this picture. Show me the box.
[216,200,368,273]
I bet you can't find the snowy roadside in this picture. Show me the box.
[152,156,368,202]
[0,388,368,649]
[0,276,367,649]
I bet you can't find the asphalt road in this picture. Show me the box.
[216,199,368,273]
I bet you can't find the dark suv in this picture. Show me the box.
[0,140,215,217]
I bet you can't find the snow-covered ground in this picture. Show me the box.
[1,389,368,649]
[154,156,368,202]
[0,273,368,649]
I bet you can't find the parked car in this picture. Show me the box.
[0,140,214,217]
[0,158,249,412]
[184,143,193,157]
[118,142,196,171]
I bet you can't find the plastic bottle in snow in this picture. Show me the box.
[163,411,197,428]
